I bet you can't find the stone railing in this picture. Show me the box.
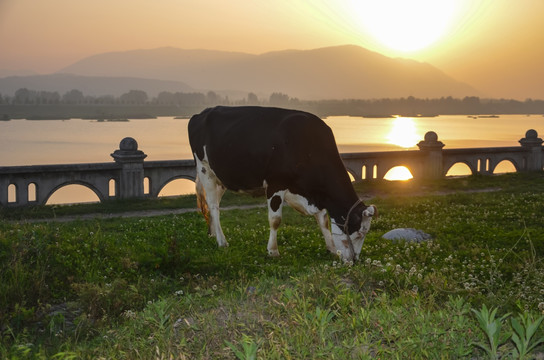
[1,130,542,206]
[342,129,543,181]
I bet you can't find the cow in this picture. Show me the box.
[188,106,376,261]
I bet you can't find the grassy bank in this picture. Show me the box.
[1,173,544,358]
[0,190,264,221]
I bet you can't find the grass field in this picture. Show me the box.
[1,173,544,358]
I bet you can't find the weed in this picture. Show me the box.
[471,304,511,358]
[225,335,260,360]
[510,309,544,359]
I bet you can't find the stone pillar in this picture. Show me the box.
[0,179,7,206]
[18,181,29,206]
[417,131,445,180]
[111,137,147,199]
[519,129,543,171]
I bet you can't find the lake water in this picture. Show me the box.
[1,114,542,204]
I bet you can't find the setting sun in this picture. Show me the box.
[347,0,461,52]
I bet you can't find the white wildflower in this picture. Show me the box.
[122,310,137,319]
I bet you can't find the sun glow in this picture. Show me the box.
[387,117,420,148]
[347,0,463,52]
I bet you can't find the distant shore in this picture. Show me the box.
[1,99,544,120]
[0,104,201,120]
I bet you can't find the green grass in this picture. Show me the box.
[2,172,544,358]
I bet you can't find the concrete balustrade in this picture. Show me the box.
[1,130,542,206]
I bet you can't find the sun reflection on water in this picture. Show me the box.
[383,118,420,180]
[386,117,420,148]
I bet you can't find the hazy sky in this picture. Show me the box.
[1,0,543,99]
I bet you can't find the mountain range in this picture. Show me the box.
[1,45,479,100]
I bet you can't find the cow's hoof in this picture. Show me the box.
[268,249,280,257]
[218,241,229,248]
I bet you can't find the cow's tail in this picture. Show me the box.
[195,176,211,228]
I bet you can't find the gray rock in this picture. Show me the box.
[382,228,432,243]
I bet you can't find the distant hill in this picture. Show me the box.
[0,69,38,78]
[0,73,193,97]
[58,45,479,99]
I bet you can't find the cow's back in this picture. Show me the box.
[188,106,346,193]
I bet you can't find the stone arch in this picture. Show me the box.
[44,181,107,205]
[372,164,378,179]
[445,161,474,177]
[8,183,17,203]
[478,158,490,172]
[143,177,151,195]
[156,175,196,197]
[361,165,368,180]
[345,167,359,182]
[491,158,519,174]
[384,166,414,180]
[108,179,116,197]
[28,182,37,202]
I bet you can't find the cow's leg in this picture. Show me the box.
[207,183,226,242]
[315,209,336,253]
[194,155,228,247]
[283,191,335,254]
[267,190,285,257]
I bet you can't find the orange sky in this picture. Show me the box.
[1,0,543,99]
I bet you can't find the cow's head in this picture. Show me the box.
[351,204,377,259]
[332,203,377,262]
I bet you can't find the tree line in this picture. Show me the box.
[1,88,544,116]
[302,96,544,116]
[0,88,281,107]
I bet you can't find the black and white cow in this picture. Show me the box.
[188,106,376,261]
